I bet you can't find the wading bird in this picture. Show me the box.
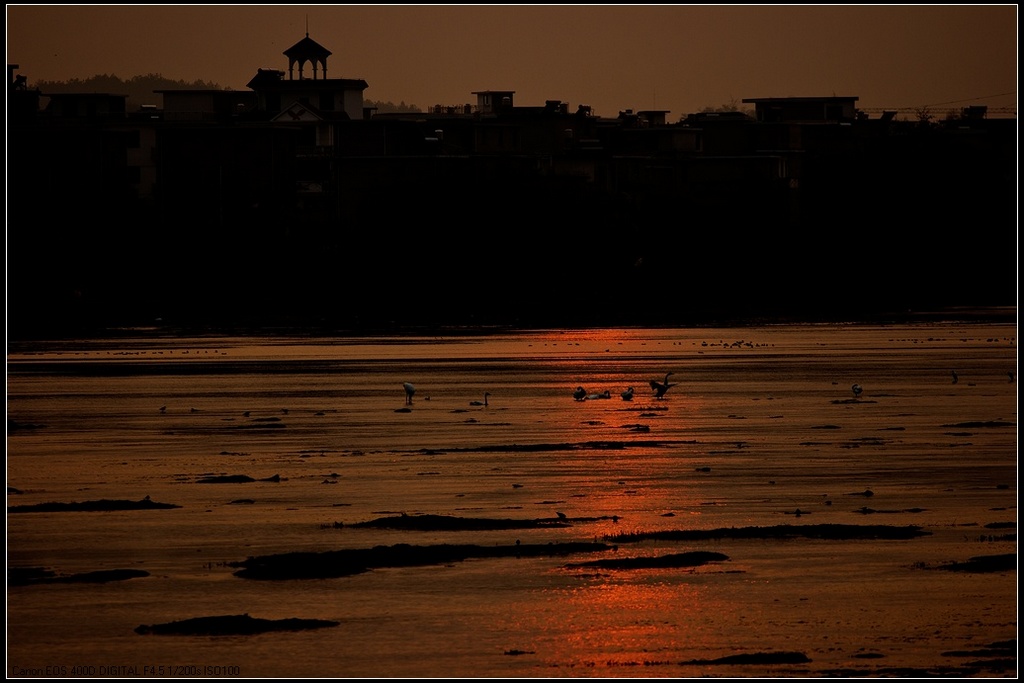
[403,382,416,405]
[650,373,675,399]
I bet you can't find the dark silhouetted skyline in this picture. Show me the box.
[7,4,1017,120]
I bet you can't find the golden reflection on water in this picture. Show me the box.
[6,323,1017,677]
[545,577,720,667]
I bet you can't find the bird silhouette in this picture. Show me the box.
[851,383,863,399]
[951,369,959,384]
[587,390,611,400]
[573,386,587,401]
[469,392,490,407]
[403,382,416,405]
[621,386,634,401]
[650,372,674,399]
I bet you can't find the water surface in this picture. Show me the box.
[6,324,1017,677]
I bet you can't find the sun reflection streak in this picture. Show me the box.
[524,572,728,668]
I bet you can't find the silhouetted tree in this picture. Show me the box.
[363,99,422,113]
[699,98,753,115]
[34,73,224,111]
[914,106,935,127]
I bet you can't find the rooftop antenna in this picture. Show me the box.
[305,14,309,37]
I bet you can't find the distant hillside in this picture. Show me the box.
[32,75,423,115]
[33,73,225,111]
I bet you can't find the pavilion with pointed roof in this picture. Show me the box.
[283,32,333,80]
[246,32,368,121]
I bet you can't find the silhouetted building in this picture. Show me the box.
[40,91,127,119]
[247,33,367,120]
[5,41,1017,336]
[284,32,331,79]
[8,62,41,124]
[472,90,516,115]
[637,110,670,126]
[743,96,859,123]
[155,89,257,122]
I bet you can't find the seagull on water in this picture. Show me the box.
[403,382,416,405]
[650,372,675,399]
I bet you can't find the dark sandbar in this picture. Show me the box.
[818,638,1015,679]
[9,567,150,586]
[607,523,931,543]
[681,651,811,665]
[934,553,1015,573]
[943,420,1015,429]
[7,497,181,513]
[400,439,692,455]
[566,551,729,570]
[345,513,572,531]
[195,474,281,484]
[135,614,339,636]
[231,542,611,580]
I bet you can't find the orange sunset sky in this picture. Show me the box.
[6,4,1018,120]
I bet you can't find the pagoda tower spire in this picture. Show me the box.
[283,24,331,80]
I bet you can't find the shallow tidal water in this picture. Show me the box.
[6,323,1018,678]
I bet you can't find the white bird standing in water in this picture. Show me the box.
[403,382,416,405]
[650,372,675,399]
[621,387,634,401]
[470,392,490,407]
